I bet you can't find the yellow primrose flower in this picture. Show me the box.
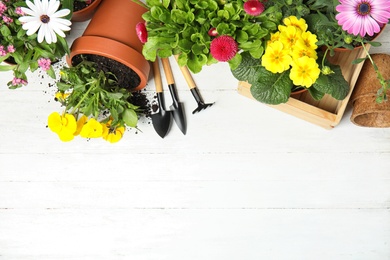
[281,16,308,32]
[262,41,292,73]
[279,26,302,50]
[80,118,103,138]
[289,56,321,88]
[291,43,318,61]
[301,31,318,50]
[74,115,88,136]
[48,112,77,142]
[102,124,125,143]
[268,31,281,44]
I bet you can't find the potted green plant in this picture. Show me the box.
[139,0,390,105]
[68,0,150,91]
[139,0,276,73]
[48,56,148,143]
[0,0,72,88]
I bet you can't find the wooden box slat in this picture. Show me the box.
[237,46,369,129]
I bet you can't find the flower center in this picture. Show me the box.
[40,14,50,23]
[357,2,371,15]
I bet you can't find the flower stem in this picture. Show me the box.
[361,42,389,103]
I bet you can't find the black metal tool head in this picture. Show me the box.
[151,92,172,138]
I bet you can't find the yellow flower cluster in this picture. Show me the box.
[261,16,321,88]
[48,112,125,143]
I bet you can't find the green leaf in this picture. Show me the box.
[250,69,293,105]
[228,53,242,71]
[123,108,138,127]
[352,57,367,64]
[0,64,16,71]
[231,52,262,82]
[308,86,325,100]
[0,25,11,36]
[312,65,349,100]
[46,67,56,79]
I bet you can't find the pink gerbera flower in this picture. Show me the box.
[335,0,390,37]
[136,22,148,43]
[243,0,265,16]
[210,35,238,62]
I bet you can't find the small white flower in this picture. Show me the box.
[19,0,71,44]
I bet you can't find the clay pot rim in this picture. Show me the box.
[71,0,102,22]
[68,35,150,91]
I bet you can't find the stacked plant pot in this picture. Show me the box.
[350,54,390,127]
[68,0,150,91]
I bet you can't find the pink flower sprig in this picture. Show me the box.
[37,58,51,71]
[11,77,28,87]
[210,35,238,62]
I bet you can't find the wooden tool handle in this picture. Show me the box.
[152,60,163,93]
[174,55,196,90]
[161,57,175,85]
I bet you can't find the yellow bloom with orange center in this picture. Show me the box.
[48,112,77,142]
[280,16,308,32]
[279,25,302,50]
[262,41,292,73]
[268,31,281,44]
[80,118,103,138]
[300,31,318,50]
[289,56,321,88]
[292,41,318,61]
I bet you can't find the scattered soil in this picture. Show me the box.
[73,0,95,12]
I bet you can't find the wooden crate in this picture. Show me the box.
[237,47,368,129]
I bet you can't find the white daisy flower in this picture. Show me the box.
[19,0,71,44]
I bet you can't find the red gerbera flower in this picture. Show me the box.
[210,35,238,62]
[136,22,148,43]
[243,0,265,16]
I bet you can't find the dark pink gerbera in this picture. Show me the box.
[210,35,238,62]
[136,22,148,43]
[243,0,265,16]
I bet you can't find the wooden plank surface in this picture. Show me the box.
[0,20,389,260]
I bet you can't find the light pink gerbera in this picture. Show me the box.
[210,35,238,62]
[335,0,390,37]
[243,0,265,16]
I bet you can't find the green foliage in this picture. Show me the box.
[0,1,71,88]
[142,0,277,73]
[57,58,141,128]
[232,52,349,105]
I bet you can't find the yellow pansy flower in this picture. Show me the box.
[48,112,77,142]
[262,41,292,73]
[102,125,125,143]
[80,118,103,138]
[74,115,88,136]
[279,26,302,50]
[281,16,308,32]
[289,56,321,88]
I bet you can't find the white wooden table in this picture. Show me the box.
[0,21,389,260]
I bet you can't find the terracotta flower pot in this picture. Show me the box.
[350,54,390,127]
[71,0,102,22]
[68,0,150,91]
